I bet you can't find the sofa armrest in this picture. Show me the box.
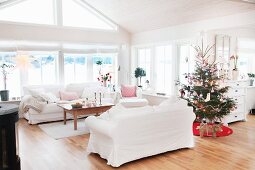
[85,116,115,137]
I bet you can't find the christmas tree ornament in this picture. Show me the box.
[205,93,211,102]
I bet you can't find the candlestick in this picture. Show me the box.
[99,92,102,105]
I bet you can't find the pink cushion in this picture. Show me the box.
[59,91,79,101]
[121,85,137,97]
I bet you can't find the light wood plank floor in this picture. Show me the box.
[18,115,255,170]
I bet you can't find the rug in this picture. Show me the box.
[38,119,90,139]
[193,122,233,137]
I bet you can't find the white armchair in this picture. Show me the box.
[116,85,148,107]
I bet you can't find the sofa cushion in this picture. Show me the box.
[108,104,153,120]
[65,82,101,97]
[81,86,107,99]
[121,85,137,97]
[28,88,45,101]
[59,91,79,101]
[154,99,188,113]
[23,85,64,98]
[39,92,59,103]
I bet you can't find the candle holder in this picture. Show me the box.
[99,92,102,105]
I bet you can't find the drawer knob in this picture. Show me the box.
[237,84,239,86]
[235,116,237,118]
[235,90,238,92]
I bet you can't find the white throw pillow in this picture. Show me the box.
[39,92,59,103]
[28,88,45,101]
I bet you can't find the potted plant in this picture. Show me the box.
[96,60,103,75]
[134,67,146,87]
[247,73,255,86]
[0,63,14,101]
[230,55,239,80]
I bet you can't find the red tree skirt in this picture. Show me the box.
[193,122,233,137]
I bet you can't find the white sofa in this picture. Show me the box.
[20,82,115,124]
[85,98,195,167]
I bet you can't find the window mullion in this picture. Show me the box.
[56,0,63,26]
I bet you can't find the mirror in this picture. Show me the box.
[215,35,231,63]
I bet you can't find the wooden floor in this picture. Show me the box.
[18,115,255,170]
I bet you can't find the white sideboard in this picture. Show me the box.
[224,80,249,124]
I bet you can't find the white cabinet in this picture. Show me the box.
[224,80,249,124]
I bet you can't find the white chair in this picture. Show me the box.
[116,85,148,108]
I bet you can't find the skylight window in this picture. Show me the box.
[0,0,117,30]
[0,0,55,25]
[62,0,116,30]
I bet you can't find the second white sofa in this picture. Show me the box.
[85,97,195,167]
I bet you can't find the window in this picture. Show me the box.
[64,54,87,84]
[93,54,116,84]
[155,45,173,94]
[237,39,255,77]
[27,52,57,85]
[178,45,195,84]
[0,52,21,98]
[137,48,151,86]
[62,0,116,30]
[0,0,55,25]
[0,0,117,30]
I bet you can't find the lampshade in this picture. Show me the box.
[14,51,31,69]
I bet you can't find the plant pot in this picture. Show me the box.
[0,90,9,101]
[232,70,239,80]
[250,79,254,86]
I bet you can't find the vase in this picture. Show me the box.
[250,79,254,86]
[0,90,9,101]
[232,70,239,80]
[103,81,107,87]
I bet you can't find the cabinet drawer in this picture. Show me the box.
[231,104,244,113]
[231,96,245,104]
[228,88,245,96]
[227,81,249,87]
[225,113,245,123]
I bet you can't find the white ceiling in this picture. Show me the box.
[84,0,255,33]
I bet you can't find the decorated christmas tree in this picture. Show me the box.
[180,43,236,123]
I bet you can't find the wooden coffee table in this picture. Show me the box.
[58,103,114,130]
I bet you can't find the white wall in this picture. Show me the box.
[0,22,131,84]
[131,10,255,45]
[207,27,255,55]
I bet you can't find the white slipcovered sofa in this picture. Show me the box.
[20,82,115,124]
[85,97,195,167]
